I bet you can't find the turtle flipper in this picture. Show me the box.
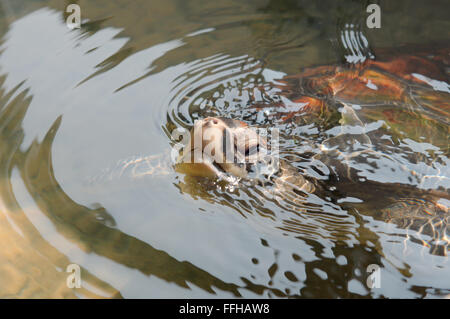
[376,198,449,256]
[84,151,174,186]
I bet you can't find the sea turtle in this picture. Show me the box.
[174,115,449,256]
[90,48,450,255]
[172,46,450,255]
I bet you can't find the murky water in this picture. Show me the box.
[0,0,449,298]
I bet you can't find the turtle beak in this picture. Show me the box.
[174,118,224,178]
[175,157,225,178]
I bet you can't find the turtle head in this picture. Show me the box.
[175,117,269,179]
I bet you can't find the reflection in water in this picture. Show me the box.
[0,0,448,298]
[0,78,120,298]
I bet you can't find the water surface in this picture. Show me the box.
[0,0,449,298]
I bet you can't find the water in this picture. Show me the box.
[0,0,448,298]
